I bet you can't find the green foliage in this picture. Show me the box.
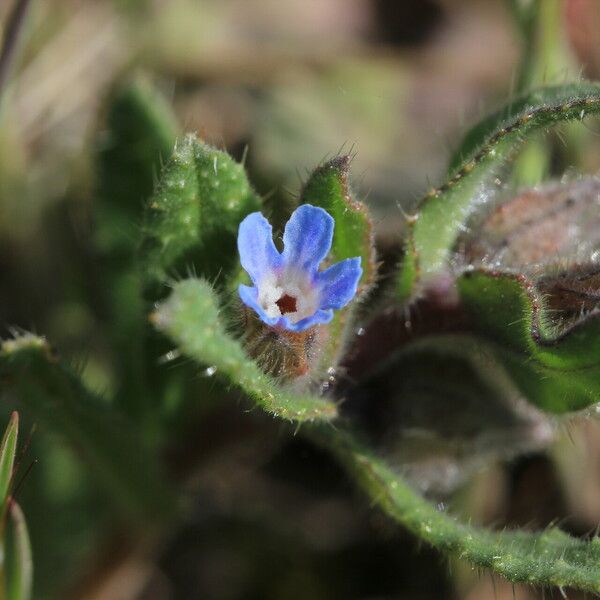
[151,265,600,591]
[301,156,375,289]
[316,426,600,593]
[132,77,600,595]
[300,156,376,367]
[6,502,32,600]
[0,413,33,600]
[95,76,179,253]
[0,335,173,524]
[140,136,261,287]
[8,65,600,597]
[448,84,600,172]
[0,413,18,513]
[458,269,600,413]
[152,278,337,422]
[398,83,600,300]
[93,77,180,419]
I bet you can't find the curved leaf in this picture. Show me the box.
[6,502,32,600]
[140,135,261,287]
[300,156,376,367]
[449,83,600,173]
[301,156,375,289]
[398,83,600,300]
[152,278,338,422]
[458,269,600,413]
[0,413,18,513]
[344,334,552,494]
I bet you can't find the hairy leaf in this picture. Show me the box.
[343,335,552,494]
[537,262,600,321]
[398,83,600,300]
[141,136,261,286]
[459,175,600,270]
[152,279,338,422]
[458,269,600,413]
[301,156,375,289]
[300,156,376,367]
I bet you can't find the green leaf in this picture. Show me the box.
[449,83,600,172]
[351,334,551,493]
[300,156,375,366]
[313,426,600,593]
[93,77,179,419]
[458,269,600,413]
[95,75,179,254]
[0,413,18,512]
[398,83,600,300]
[301,156,375,289]
[140,135,261,287]
[152,278,338,422]
[0,334,172,524]
[6,502,32,600]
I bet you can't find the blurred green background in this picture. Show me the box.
[3,0,600,598]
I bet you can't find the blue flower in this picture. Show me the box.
[237,204,362,332]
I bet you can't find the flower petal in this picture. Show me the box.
[239,285,333,332]
[238,284,281,327]
[316,257,362,310]
[237,212,282,285]
[283,308,334,332]
[282,204,333,273]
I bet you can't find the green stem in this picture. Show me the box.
[310,425,600,592]
[510,0,576,186]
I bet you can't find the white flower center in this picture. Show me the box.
[257,271,319,324]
